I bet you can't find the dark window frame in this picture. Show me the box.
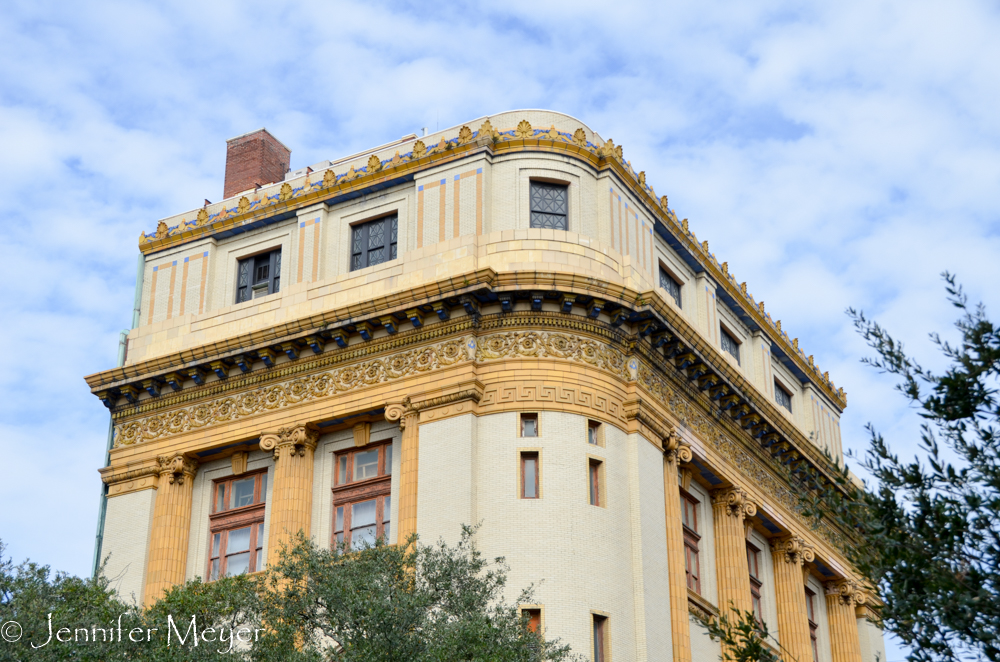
[588,420,601,446]
[806,587,820,662]
[332,442,393,550]
[592,614,608,662]
[775,381,793,413]
[659,266,682,308]
[529,180,569,230]
[589,458,603,507]
[350,214,398,272]
[747,541,763,623]
[208,469,268,580]
[236,248,281,303]
[721,326,741,365]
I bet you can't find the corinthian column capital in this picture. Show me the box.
[770,535,816,566]
[155,453,198,485]
[711,486,758,520]
[259,424,320,460]
[825,579,867,607]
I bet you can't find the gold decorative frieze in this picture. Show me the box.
[475,329,630,381]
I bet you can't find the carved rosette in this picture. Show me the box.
[663,429,692,465]
[259,424,319,461]
[155,453,198,485]
[770,536,816,566]
[825,580,866,607]
[711,486,758,520]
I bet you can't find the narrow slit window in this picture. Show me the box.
[681,493,701,594]
[592,614,608,662]
[589,459,603,507]
[806,588,819,662]
[747,542,763,623]
[521,452,539,499]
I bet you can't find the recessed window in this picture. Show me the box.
[681,493,701,594]
[529,181,568,230]
[333,442,393,549]
[589,458,604,507]
[721,327,741,365]
[775,382,793,413]
[747,542,763,623]
[806,587,820,662]
[592,614,608,662]
[659,267,682,308]
[236,249,281,303]
[522,607,542,633]
[588,420,602,446]
[209,471,268,580]
[520,452,539,499]
[520,413,538,438]
[351,214,398,271]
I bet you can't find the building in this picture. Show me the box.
[86,110,886,662]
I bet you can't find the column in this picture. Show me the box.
[825,580,865,662]
[662,431,693,662]
[771,536,816,662]
[387,400,420,545]
[711,486,757,617]
[261,424,320,561]
[143,453,198,605]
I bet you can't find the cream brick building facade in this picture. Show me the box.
[88,110,884,662]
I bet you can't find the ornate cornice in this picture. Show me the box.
[711,486,758,520]
[770,536,816,566]
[155,453,198,486]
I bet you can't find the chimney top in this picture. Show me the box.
[223,128,291,200]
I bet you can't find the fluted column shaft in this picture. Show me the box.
[396,411,420,544]
[663,433,693,662]
[826,581,865,662]
[711,487,757,616]
[262,425,319,560]
[144,454,198,605]
[771,537,816,662]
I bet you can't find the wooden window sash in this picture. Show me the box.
[521,452,539,499]
[332,492,391,549]
[589,460,601,506]
[592,615,607,662]
[333,442,392,489]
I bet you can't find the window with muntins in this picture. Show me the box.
[333,442,393,550]
[236,249,281,303]
[775,382,793,413]
[659,267,682,308]
[806,588,820,662]
[208,470,268,580]
[529,181,568,230]
[721,328,741,365]
[351,214,398,271]
[681,492,701,593]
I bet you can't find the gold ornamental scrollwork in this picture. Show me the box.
[770,536,816,566]
[663,429,692,465]
[825,580,867,607]
[385,398,411,430]
[475,330,629,380]
[114,336,472,447]
[259,424,319,461]
[155,453,198,485]
[711,486,758,520]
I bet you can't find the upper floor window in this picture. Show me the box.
[529,181,568,230]
[747,542,763,623]
[659,267,682,308]
[236,249,281,303]
[806,587,820,662]
[333,442,393,550]
[351,214,398,271]
[681,492,701,594]
[721,327,741,365]
[209,470,268,580]
[775,382,793,413]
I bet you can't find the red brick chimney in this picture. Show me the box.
[223,128,291,199]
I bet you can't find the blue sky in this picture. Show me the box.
[2,1,999,659]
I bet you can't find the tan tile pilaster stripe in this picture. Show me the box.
[711,486,757,617]
[388,401,420,544]
[261,424,320,560]
[825,581,865,662]
[143,453,198,605]
[771,536,816,662]
[663,431,692,662]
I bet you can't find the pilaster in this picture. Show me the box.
[770,536,816,662]
[261,424,320,560]
[710,486,757,616]
[143,453,198,604]
[825,580,865,662]
[663,430,693,662]
[387,400,420,545]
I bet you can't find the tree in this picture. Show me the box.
[705,607,782,662]
[805,274,1000,662]
[0,527,577,661]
